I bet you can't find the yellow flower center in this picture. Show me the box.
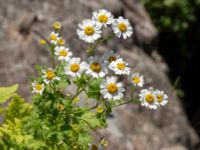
[100,139,109,147]
[107,83,118,94]
[133,77,140,84]
[145,94,154,103]
[96,106,104,113]
[57,104,64,111]
[35,83,43,91]
[73,144,78,149]
[157,94,163,103]
[72,124,80,132]
[57,38,65,45]
[84,26,94,35]
[117,62,125,70]
[46,70,56,80]
[70,64,80,72]
[90,63,101,73]
[39,39,46,45]
[98,15,108,23]
[50,34,57,40]
[118,22,127,32]
[72,96,80,103]
[53,21,62,30]
[59,50,68,57]
[108,56,116,62]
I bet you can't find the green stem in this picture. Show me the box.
[50,83,56,94]
[52,51,55,69]
[88,43,94,56]
[56,61,62,75]
[87,33,115,56]
[71,78,94,101]
[112,99,134,108]
[73,103,98,114]
[49,44,55,69]
[131,86,135,101]
[76,116,94,129]
[71,88,85,101]
[92,33,114,51]
[70,114,94,130]
[101,98,112,115]
[72,81,89,100]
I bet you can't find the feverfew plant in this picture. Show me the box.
[0,9,168,150]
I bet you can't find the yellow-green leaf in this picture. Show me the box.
[81,111,101,129]
[0,84,19,103]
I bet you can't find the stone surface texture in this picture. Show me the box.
[0,0,198,149]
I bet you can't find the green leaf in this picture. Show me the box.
[0,84,19,103]
[87,79,102,100]
[78,132,92,147]
[81,111,101,129]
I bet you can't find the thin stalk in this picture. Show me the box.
[71,88,85,101]
[76,116,94,129]
[70,114,94,129]
[56,61,62,75]
[86,33,115,56]
[112,99,134,108]
[87,43,95,56]
[71,78,94,101]
[33,29,51,45]
[91,33,114,51]
[73,103,98,114]
[52,50,55,69]
[131,86,135,101]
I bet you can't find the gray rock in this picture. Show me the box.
[0,0,198,149]
[161,145,188,150]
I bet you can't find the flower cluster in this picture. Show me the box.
[139,88,168,109]
[34,9,168,109]
[30,9,168,150]
[77,9,133,43]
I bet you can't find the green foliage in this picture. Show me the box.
[22,75,104,149]
[5,95,32,121]
[141,0,196,32]
[80,111,101,129]
[0,94,33,150]
[141,0,200,86]
[0,84,18,103]
[87,78,102,100]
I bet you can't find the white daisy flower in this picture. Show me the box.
[139,88,158,109]
[130,72,144,87]
[102,50,120,64]
[112,16,133,39]
[92,9,114,27]
[86,56,107,78]
[32,81,44,95]
[64,57,87,78]
[55,46,72,61]
[100,76,125,100]
[77,19,102,43]
[42,68,60,84]
[50,32,59,45]
[154,89,168,106]
[109,58,131,75]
